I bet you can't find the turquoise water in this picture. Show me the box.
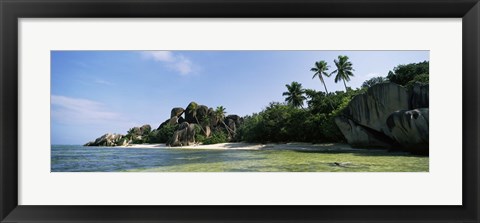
[51,145,428,172]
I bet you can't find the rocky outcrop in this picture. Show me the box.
[335,82,428,154]
[409,83,429,109]
[196,105,209,123]
[185,102,199,123]
[84,133,128,146]
[127,124,151,143]
[340,83,409,138]
[157,119,170,130]
[168,116,178,125]
[85,101,243,147]
[226,115,242,125]
[171,107,184,118]
[168,122,196,146]
[387,108,429,154]
[334,116,395,148]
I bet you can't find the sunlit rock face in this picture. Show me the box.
[335,82,429,155]
[84,133,127,147]
[170,107,184,118]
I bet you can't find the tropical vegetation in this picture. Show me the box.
[125,58,429,146]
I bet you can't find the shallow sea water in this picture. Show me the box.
[51,145,428,172]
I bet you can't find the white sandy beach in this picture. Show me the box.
[116,142,360,151]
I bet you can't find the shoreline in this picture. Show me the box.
[110,142,371,151]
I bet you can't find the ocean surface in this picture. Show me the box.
[51,145,428,172]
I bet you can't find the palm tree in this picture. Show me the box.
[187,103,207,135]
[310,60,331,95]
[214,106,226,121]
[331,55,355,91]
[282,81,306,108]
[214,106,234,137]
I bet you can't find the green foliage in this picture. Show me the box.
[310,60,332,94]
[282,81,306,108]
[386,61,429,86]
[186,102,199,120]
[330,88,367,116]
[202,131,228,145]
[405,73,429,88]
[149,124,177,143]
[193,124,202,135]
[141,125,151,135]
[331,55,355,91]
[236,86,368,144]
[125,125,152,144]
[361,76,388,88]
[195,133,206,143]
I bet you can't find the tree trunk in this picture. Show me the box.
[221,120,234,138]
[323,82,330,95]
[343,79,348,92]
[194,116,207,136]
[321,79,335,110]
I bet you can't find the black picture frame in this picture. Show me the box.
[1,0,479,222]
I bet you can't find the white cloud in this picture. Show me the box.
[51,95,121,124]
[172,55,193,75]
[142,51,194,75]
[144,51,174,62]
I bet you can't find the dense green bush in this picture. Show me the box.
[149,124,177,143]
[235,86,369,144]
[386,61,429,86]
[195,132,206,143]
[202,131,228,145]
[405,73,429,88]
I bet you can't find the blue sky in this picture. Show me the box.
[51,50,429,144]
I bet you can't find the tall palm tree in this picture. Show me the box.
[282,81,306,108]
[214,106,226,121]
[214,106,234,137]
[331,55,355,91]
[310,60,331,95]
[187,103,207,135]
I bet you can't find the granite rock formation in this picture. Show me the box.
[334,82,429,154]
[84,133,128,146]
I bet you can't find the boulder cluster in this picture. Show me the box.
[84,133,129,147]
[84,101,243,147]
[334,82,429,154]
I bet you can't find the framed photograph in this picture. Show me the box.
[1,0,479,222]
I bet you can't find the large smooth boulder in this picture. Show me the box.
[168,116,178,125]
[128,124,151,136]
[196,105,209,123]
[127,124,151,143]
[409,84,429,109]
[84,133,126,146]
[334,116,395,148]
[335,82,429,153]
[387,108,429,154]
[341,83,409,138]
[170,107,184,118]
[168,122,196,147]
[185,101,210,124]
[226,114,242,126]
[185,102,199,123]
